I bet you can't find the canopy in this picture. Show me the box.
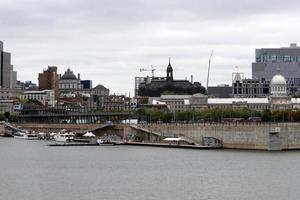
[83,132,95,137]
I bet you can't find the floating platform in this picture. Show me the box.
[124,142,222,150]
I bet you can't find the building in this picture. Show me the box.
[232,72,269,98]
[252,43,300,95]
[0,41,17,89]
[149,72,298,112]
[138,59,206,97]
[38,66,60,99]
[59,68,83,96]
[81,80,93,89]
[104,95,131,112]
[149,93,208,112]
[208,85,232,98]
[21,90,55,107]
[90,84,110,110]
[0,100,15,114]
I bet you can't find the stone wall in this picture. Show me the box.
[138,123,300,150]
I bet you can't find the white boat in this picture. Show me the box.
[54,132,75,143]
[97,138,114,145]
[14,131,39,140]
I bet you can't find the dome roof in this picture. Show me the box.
[270,74,286,85]
[61,68,77,80]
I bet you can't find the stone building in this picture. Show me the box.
[138,59,206,97]
[21,90,55,107]
[232,72,269,98]
[38,66,60,99]
[90,84,110,110]
[59,68,83,96]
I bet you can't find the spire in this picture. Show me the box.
[168,57,171,66]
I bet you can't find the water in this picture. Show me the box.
[0,138,300,200]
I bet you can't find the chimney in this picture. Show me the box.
[191,75,193,84]
[78,73,80,80]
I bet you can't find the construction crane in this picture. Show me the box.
[140,65,156,77]
[206,50,214,94]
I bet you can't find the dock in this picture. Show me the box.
[48,142,99,146]
[124,142,222,150]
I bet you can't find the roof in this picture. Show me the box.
[61,68,77,80]
[208,98,269,104]
[270,73,286,85]
[93,84,108,90]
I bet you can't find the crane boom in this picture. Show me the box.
[140,65,156,77]
[206,50,213,94]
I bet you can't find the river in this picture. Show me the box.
[0,137,299,200]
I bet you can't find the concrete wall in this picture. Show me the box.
[138,123,300,150]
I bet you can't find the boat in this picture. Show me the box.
[54,132,75,143]
[97,138,115,145]
[13,131,29,139]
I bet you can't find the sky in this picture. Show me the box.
[1,0,300,95]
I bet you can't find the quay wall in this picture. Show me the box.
[12,122,300,150]
[138,123,300,150]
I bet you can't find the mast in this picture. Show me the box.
[206,50,214,94]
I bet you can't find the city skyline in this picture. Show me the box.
[1,0,300,94]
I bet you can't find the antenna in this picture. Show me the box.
[206,50,213,94]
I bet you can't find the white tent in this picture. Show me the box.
[83,132,95,137]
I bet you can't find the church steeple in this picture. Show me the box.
[167,57,173,81]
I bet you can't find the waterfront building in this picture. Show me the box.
[138,59,206,97]
[252,43,300,95]
[59,68,83,96]
[0,41,17,89]
[232,72,269,98]
[21,90,55,107]
[38,66,60,99]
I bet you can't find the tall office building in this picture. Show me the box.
[0,41,17,89]
[38,66,60,99]
[252,43,300,95]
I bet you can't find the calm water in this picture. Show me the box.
[0,138,300,200]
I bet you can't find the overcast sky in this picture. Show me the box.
[1,0,300,95]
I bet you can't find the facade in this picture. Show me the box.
[90,84,110,110]
[232,72,269,98]
[21,90,55,107]
[38,66,60,99]
[103,95,131,112]
[138,59,206,97]
[81,80,93,89]
[0,41,17,89]
[59,68,83,96]
[252,43,300,95]
[0,100,15,114]
[149,93,208,112]
[208,85,232,98]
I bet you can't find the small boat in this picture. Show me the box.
[97,138,115,145]
[54,132,75,143]
[14,131,29,139]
